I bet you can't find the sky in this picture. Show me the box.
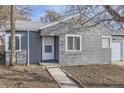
[31,5,67,21]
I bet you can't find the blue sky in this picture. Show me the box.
[31,5,66,21]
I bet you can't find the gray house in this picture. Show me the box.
[3,15,114,66]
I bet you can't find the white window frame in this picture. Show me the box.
[65,34,82,52]
[102,36,111,48]
[5,34,21,52]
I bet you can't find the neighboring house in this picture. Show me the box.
[1,15,114,66]
[111,29,124,62]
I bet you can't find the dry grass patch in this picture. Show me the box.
[0,65,59,88]
[63,64,124,88]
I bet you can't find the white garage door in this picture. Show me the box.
[112,43,121,61]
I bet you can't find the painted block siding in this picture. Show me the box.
[40,23,112,66]
[29,32,42,64]
[5,31,42,65]
[59,31,111,66]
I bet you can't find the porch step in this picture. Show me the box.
[112,61,124,66]
[42,63,61,68]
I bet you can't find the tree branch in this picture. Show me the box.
[103,5,124,22]
[80,11,105,26]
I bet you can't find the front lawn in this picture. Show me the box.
[0,65,59,88]
[63,64,124,88]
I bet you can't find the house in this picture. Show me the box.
[2,15,114,66]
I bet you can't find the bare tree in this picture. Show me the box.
[0,5,32,36]
[10,5,16,66]
[103,5,124,22]
[0,6,10,29]
[0,5,32,27]
[0,5,32,66]
[65,5,124,30]
[40,10,61,23]
[16,5,32,21]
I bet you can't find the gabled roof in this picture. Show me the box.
[39,14,112,33]
[6,20,43,31]
[39,14,80,30]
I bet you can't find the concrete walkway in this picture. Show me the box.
[47,67,81,88]
[112,61,124,66]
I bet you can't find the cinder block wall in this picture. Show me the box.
[58,27,111,66]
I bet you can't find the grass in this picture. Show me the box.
[63,64,124,88]
[0,65,59,88]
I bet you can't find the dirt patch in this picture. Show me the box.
[0,65,59,88]
[63,64,124,88]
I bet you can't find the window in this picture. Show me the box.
[102,36,111,48]
[65,35,82,52]
[6,34,21,52]
[45,45,52,53]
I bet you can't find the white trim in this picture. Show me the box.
[5,34,21,52]
[27,30,30,65]
[65,34,82,52]
[102,35,111,48]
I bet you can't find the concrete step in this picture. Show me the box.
[42,63,61,68]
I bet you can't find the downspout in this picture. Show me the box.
[27,30,30,65]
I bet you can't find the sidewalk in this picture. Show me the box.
[47,67,81,88]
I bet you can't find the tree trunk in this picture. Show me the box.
[10,5,16,66]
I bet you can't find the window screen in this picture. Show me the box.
[8,36,20,51]
[66,35,81,51]
[67,37,73,50]
[74,37,80,50]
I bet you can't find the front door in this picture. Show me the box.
[42,36,54,60]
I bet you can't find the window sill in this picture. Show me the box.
[65,50,82,54]
[65,50,82,52]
